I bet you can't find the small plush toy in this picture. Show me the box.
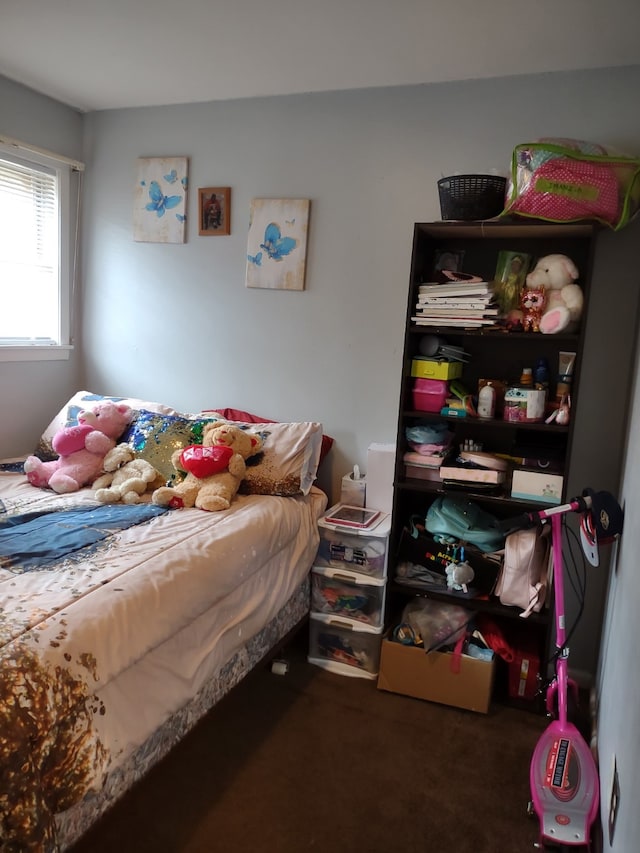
[151,423,263,512]
[525,253,583,334]
[92,445,165,505]
[445,561,475,593]
[24,402,133,494]
[520,285,546,333]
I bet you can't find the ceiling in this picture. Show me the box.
[2,0,640,113]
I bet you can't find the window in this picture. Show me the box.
[0,138,82,361]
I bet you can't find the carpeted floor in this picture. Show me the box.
[70,631,551,853]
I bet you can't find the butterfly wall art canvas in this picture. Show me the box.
[133,156,188,243]
[246,198,310,290]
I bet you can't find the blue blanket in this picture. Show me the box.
[0,502,167,573]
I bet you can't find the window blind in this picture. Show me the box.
[0,154,60,344]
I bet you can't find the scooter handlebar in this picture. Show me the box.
[496,511,539,536]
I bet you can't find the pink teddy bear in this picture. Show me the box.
[24,402,133,494]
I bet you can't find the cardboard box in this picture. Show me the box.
[411,357,463,381]
[511,468,563,505]
[377,637,495,713]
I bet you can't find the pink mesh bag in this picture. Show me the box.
[503,138,640,230]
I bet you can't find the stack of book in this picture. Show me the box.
[412,273,499,329]
[403,449,451,481]
[439,451,508,488]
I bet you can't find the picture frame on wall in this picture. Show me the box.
[245,198,310,290]
[133,156,188,244]
[198,187,231,236]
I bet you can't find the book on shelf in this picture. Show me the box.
[413,305,500,316]
[411,315,499,327]
[418,282,492,298]
[439,464,506,484]
[417,297,495,309]
[403,450,450,469]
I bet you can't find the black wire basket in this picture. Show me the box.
[438,174,507,221]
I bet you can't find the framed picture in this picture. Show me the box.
[493,250,532,315]
[432,249,465,277]
[133,157,188,244]
[245,198,310,290]
[198,187,231,236]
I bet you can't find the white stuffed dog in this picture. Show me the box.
[525,253,583,334]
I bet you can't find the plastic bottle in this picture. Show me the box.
[534,357,550,390]
[477,383,496,419]
[519,367,533,386]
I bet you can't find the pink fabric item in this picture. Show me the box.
[511,157,620,225]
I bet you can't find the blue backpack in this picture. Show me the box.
[425,496,505,554]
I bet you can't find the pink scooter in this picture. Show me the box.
[499,490,624,849]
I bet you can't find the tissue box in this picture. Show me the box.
[340,471,366,507]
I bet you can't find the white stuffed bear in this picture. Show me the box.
[92,445,164,505]
[525,253,583,334]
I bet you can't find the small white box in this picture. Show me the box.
[308,612,383,679]
[316,509,391,579]
[311,566,387,629]
[365,442,396,514]
[511,469,564,505]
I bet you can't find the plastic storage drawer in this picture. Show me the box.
[315,514,390,580]
[308,613,383,679]
[311,566,387,629]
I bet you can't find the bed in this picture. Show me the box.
[0,392,330,852]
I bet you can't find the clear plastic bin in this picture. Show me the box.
[308,613,383,679]
[311,566,386,628]
[316,512,390,580]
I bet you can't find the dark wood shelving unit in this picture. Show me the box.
[388,218,598,710]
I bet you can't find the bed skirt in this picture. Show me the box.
[56,575,310,850]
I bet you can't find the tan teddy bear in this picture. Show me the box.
[93,444,165,505]
[151,423,263,512]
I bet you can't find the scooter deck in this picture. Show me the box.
[530,721,599,847]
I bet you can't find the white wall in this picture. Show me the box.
[597,307,640,852]
[0,76,85,452]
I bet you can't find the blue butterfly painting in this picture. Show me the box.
[247,251,263,267]
[260,222,297,261]
[176,214,186,223]
[145,180,182,218]
[164,169,178,184]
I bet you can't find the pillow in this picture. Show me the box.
[210,408,334,466]
[235,421,324,496]
[124,412,321,496]
[33,390,184,462]
[119,410,225,483]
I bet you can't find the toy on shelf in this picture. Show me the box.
[526,253,583,334]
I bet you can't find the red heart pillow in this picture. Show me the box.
[179,445,233,478]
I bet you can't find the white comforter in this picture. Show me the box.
[0,468,325,852]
